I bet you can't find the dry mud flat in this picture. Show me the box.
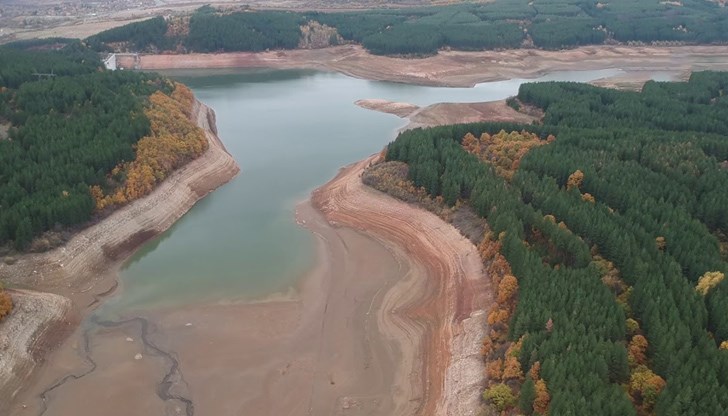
[8,156,490,416]
[10,158,490,416]
[0,100,240,414]
[26,212,420,416]
[139,44,728,87]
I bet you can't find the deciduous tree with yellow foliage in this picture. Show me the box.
[533,379,550,415]
[0,284,12,321]
[629,365,666,414]
[462,130,550,180]
[92,83,208,211]
[483,383,516,412]
[696,271,725,296]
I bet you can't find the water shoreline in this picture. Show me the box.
[133,44,728,87]
[0,99,240,413]
[5,50,728,413]
[311,155,491,415]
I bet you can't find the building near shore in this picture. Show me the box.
[103,53,116,71]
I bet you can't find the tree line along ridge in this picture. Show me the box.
[0,39,208,252]
[382,72,728,415]
[88,0,728,56]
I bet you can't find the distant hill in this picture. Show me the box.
[87,1,728,56]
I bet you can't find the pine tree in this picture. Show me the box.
[520,377,536,415]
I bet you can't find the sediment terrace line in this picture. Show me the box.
[311,155,491,415]
[137,44,728,87]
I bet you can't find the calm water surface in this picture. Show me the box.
[100,67,659,315]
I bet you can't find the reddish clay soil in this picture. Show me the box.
[313,155,491,415]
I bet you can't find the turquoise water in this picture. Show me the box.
[101,67,647,314]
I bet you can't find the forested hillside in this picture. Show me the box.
[0,40,207,251]
[88,0,728,56]
[383,73,728,414]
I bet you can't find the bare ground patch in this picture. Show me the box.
[139,44,728,88]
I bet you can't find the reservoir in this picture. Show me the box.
[32,67,686,416]
[102,67,636,316]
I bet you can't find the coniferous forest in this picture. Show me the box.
[88,0,728,56]
[384,73,728,415]
[0,40,205,251]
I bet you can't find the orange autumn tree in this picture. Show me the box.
[0,282,12,321]
[567,169,584,190]
[475,229,553,415]
[625,329,665,413]
[497,274,519,306]
[533,378,551,414]
[462,130,550,180]
[502,338,525,381]
[582,192,595,203]
[92,83,208,210]
[479,232,518,347]
[529,361,541,381]
[628,334,649,367]
[629,365,666,414]
[468,171,556,416]
[477,231,523,411]
[486,358,504,382]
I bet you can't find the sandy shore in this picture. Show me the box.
[0,99,239,413]
[356,98,538,131]
[10,76,499,415]
[312,156,491,415]
[1,47,526,414]
[138,44,728,87]
[9,156,489,416]
[6,43,712,414]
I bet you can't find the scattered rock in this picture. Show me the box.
[134,353,143,360]
[125,337,133,342]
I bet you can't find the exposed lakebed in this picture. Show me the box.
[21,67,677,416]
[104,67,635,315]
